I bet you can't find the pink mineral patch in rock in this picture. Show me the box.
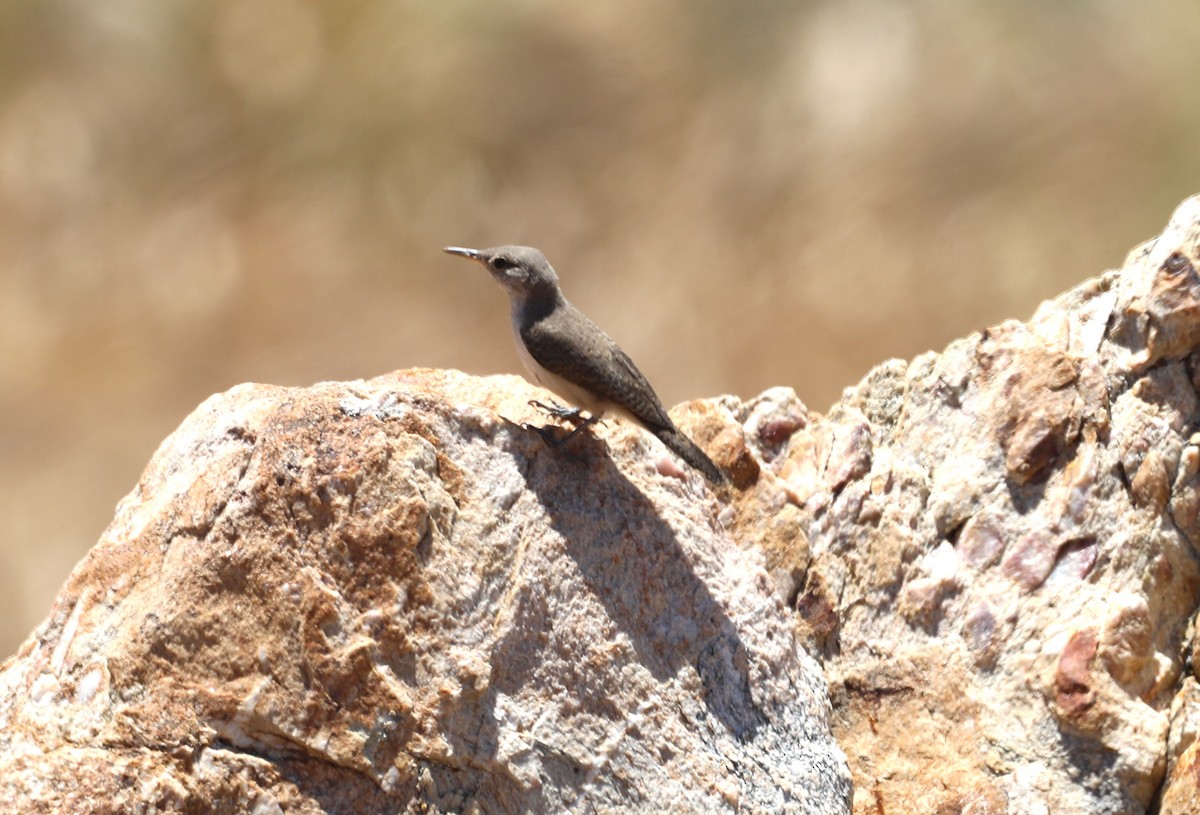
[1055,629,1098,718]
[740,387,808,456]
[1044,537,1098,587]
[956,513,1005,568]
[655,453,690,481]
[962,603,1000,668]
[825,419,872,493]
[1000,529,1059,590]
[759,416,806,446]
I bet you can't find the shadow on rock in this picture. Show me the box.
[523,434,766,741]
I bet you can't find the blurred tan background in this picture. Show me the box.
[2,0,1199,657]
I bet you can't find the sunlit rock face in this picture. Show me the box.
[7,197,1200,814]
[0,368,850,815]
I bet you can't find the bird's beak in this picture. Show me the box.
[443,246,482,261]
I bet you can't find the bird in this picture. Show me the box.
[444,245,727,486]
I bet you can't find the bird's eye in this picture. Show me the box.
[492,258,513,271]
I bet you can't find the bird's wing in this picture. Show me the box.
[521,305,673,430]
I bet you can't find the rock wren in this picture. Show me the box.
[444,245,727,485]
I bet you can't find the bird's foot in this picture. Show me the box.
[528,399,585,422]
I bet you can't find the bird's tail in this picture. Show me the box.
[654,425,728,486]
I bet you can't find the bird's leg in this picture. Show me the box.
[528,399,585,423]
[525,399,604,445]
[525,412,602,447]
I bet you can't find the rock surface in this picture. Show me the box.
[766,195,1200,815]
[0,370,851,814]
[6,196,1200,814]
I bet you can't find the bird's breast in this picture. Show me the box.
[511,333,610,416]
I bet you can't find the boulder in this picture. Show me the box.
[0,369,850,814]
[8,195,1200,814]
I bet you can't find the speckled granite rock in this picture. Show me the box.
[7,196,1200,814]
[0,370,851,814]
[744,196,1200,814]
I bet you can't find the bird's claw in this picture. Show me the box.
[528,399,583,420]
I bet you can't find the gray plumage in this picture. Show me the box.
[445,245,727,486]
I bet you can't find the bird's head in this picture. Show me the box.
[443,245,561,301]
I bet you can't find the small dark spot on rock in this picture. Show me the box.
[760,416,805,447]
[1161,251,1194,278]
[728,448,761,489]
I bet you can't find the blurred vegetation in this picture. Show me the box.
[2,0,1199,656]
